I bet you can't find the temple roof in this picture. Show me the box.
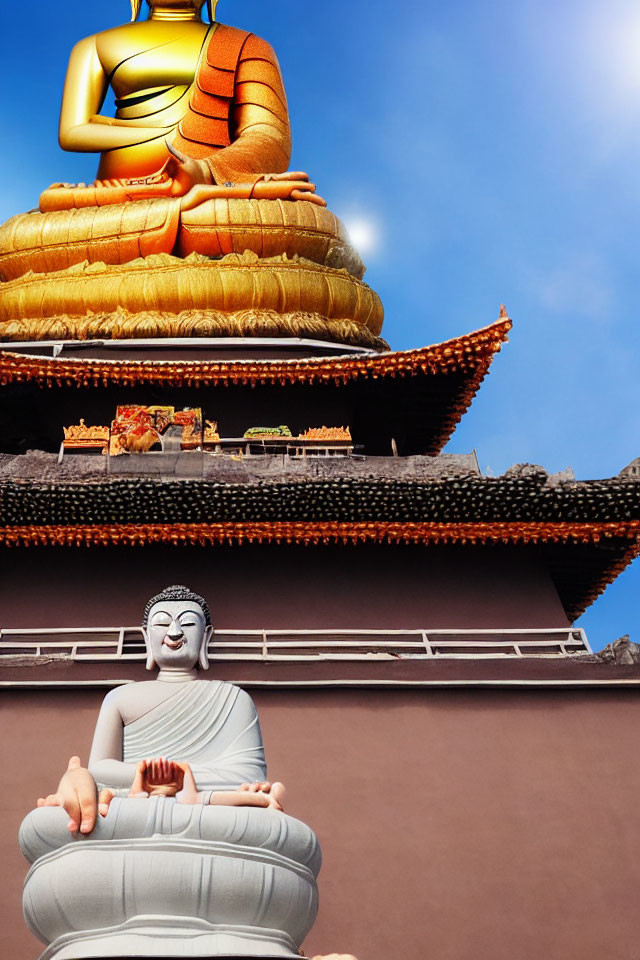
[0,317,511,456]
[0,319,510,388]
[1,464,639,620]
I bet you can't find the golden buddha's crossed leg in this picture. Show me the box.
[40,171,326,213]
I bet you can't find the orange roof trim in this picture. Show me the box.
[0,319,512,389]
[1,519,635,549]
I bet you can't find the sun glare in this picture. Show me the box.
[581,8,640,104]
[611,17,640,94]
[343,217,380,256]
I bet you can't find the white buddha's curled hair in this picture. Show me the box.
[143,584,212,627]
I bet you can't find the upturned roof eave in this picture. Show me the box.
[0,318,512,388]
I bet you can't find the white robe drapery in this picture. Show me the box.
[121,679,267,791]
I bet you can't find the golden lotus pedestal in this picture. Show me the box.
[0,197,385,351]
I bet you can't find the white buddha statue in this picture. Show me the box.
[89,583,284,804]
[19,586,320,960]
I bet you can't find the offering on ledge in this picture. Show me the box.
[244,425,293,440]
[62,420,110,452]
[299,426,353,442]
[109,404,203,454]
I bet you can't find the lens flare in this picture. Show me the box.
[578,6,640,108]
[344,217,380,256]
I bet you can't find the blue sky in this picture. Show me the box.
[2,0,639,649]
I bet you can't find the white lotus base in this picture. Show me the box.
[20,799,321,960]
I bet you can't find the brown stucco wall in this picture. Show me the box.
[2,686,640,960]
[0,542,569,630]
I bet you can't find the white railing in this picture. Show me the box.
[0,627,591,661]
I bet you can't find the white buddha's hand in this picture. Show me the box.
[37,756,113,834]
[176,780,287,810]
[129,758,186,798]
[175,761,207,805]
[238,781,286,811]
[310,955,359,960]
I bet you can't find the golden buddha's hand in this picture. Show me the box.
[129,757,186,798]
[180,174,327,212]
[163,146,326,205]
[163,142,213,195]
[165,141,325,206]
[252,173,326,207]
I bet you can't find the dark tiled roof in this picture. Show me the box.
[0,471,639,621]
[1,474,639,526]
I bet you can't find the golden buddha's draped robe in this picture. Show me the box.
[173,24,291,184]
[98,23,291,183]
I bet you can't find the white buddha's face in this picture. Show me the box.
[145,599,208,670]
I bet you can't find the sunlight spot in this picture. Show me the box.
[343,216,380,256]
[581,9,640,104]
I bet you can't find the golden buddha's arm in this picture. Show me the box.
[59,36,174,153]
[205,111,290,185]
[203,35,291,185]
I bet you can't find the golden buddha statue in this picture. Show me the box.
[0,0,385,349]
[48,0,317,205]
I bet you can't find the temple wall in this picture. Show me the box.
[0,542,568,629]
[3,687,640,960]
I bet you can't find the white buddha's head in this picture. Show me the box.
[142,584,212,672]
